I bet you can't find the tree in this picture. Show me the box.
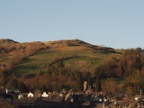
[102,79,117,96]
[17,81,28,93]
[94,77,102,91]
[6,79,18,89]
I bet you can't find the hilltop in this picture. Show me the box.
[0,39,18,45]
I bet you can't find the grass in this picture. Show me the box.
[64,56,102,65]
[11,46,120,76]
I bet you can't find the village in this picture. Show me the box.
[0,81,144,108]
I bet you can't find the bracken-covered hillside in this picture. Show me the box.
[1,39,144,97]
[0,39,118,76]
[0,39,119,91]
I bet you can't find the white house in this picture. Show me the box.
[18,94,23,99]
[41,92,49,97]
[27,92,34,97]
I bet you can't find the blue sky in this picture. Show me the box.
[0,0,144,48]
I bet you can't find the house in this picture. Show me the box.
[18,93,23,99]
[41,92,49,98]
[5,88,19,94]
[27,92,34,97]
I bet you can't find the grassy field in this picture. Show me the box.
[12,45,120,76]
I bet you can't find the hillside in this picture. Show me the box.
[0,39,119,75]
[1,39,144,96]
[0,39,119,76]
[0,39,121,90]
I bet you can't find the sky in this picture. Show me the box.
[0,0,144,49]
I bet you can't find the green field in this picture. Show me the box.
[12,46,120,76]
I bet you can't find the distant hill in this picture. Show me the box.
[0,39,120,75]
[0,39,143,95]
[5,39,118,76]
[0,39,123,92]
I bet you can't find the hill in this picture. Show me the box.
[9,39,119,76]
[0,39,119,75]
[2,39,144,96]
[0,39,121,90]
